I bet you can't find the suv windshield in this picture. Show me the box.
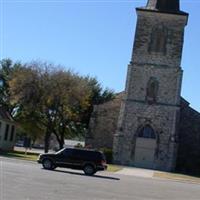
[55,148,66,154]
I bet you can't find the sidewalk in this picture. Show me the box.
[115,166,200,184]
[14,146,54,154]
[115,167,154,178]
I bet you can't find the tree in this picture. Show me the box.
[8,64,46,146]
[80,77,115,129]
[9,62,91,152]
[0,59,22,114]
[40,69,91,150]
[7,60,115,152]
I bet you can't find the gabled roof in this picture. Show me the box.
[0,107,14,122]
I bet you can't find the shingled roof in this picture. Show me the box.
[0,107,14,121]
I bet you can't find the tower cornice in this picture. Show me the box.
[136,7,188,17]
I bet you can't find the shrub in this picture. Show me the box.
[100,148,113,164]
[74,143,84,148]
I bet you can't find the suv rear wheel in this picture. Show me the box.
[83,164,96,176]
[42,159,55,170]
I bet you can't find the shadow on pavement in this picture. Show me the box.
[43,168,120,181]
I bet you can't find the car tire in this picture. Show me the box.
[51,165,57,170]
[83,164,96,176]
[42,159,54,170]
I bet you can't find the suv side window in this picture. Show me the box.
[72,149,87,159]
[62,149,73,157]
[84,151,101,161]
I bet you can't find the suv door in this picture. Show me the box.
[56,148,74,168]
[69,149,85,169]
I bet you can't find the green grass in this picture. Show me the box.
[1,150,39,161]
[107,164,123,172]
[154,172,200,183]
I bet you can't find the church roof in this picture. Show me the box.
[147,0,179,11]
[137,0,188,16]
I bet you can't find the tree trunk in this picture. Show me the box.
[44,129,51,153]
[58,138,64,150]
[53,129,65,150]
[59,131,65,149]
[59,125,65,150]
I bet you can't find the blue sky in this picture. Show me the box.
[0,0,200,111]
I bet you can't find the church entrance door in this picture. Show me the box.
[134,125,156,169]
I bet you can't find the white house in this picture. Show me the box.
[0,107,16,151]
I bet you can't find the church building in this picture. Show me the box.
[86,0,200,174]
[113,0,188,171]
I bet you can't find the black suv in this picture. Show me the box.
[37,148,107,175]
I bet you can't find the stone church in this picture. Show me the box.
[86,0,200,174]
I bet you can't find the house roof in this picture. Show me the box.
[0,107,14,122]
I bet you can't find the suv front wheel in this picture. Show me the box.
[42,159,55,170]
[83,164,96,176]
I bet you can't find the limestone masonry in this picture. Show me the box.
[86,0,200,174]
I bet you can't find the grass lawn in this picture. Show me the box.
[0,150,39,161]
[154,172,200,183]
[107,164,123,172]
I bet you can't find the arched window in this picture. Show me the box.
[138,125,156,139]
[146,77,159,104]
[149,24,167,54]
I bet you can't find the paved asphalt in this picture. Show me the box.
[0,157,200,200]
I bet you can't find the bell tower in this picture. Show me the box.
[147,0,180,12]
[113,0,188,171]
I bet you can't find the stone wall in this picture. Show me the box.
[85,93,123,149]
[131,10,188,68]
[176,99,200,175]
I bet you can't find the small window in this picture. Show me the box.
[138,125,156,139]
[10,125,15,141]
[146,77,159,104]
[4,124,9,141]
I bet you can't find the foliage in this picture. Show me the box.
[80,77,115,128]
[8,61,91,152]
[1,59,115,153]
[0,59,22,113]
[74,143,84,148]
